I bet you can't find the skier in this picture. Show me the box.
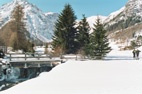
[132,49,136,58]
[136,49,141,59]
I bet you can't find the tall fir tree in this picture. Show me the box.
[11,4,31,52]
[77,15,90,55]
[89,17,111,59]
[52,4,78,54]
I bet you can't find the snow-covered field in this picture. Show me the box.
[1,43,142,94]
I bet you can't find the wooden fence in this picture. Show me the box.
[6,53,52,61]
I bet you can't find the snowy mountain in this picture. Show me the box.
[1,0,142,44]
[0,0,59,42]
[101,0,142,48]
[104,0,142,31]
[87,15,107,27]
[104,7,125,24]
[86,16,107,33]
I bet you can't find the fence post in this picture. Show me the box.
[76,54,77,60]
[10,54,11,61]
[38,54,40,60]
[25,53,27,60]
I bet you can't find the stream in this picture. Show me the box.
[0,62,53,91]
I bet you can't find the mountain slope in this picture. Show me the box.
[101,0,142,48]
[0,0,59,42]
[87,16,107,33]
[87,15,107,27]
[104,0,142,31]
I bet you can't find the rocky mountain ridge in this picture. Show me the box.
[1,0,142,44]
[0,0,59,42]
[104,0,142,32]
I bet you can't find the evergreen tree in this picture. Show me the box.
[52,4,78,54]
[11,4,31,52]
[77,15,90,55]
[89,17,111,59]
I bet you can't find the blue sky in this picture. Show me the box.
[0,0,128,19]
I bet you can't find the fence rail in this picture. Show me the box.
[6,53,52,61]
[5,53,84,62]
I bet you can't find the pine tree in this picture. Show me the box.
[77,15,90,55]
[11,4,31,52]
[52,4,78,54]
[89,17,111,59]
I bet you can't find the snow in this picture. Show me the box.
[87,15,107,27]
[45,12,55,15]
[87,15,107,33]
[105,6,125,23]
[1,43,142,94]
[0,0,58,42]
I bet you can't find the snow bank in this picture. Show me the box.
[1,58,142,94]
[1,45,142,94]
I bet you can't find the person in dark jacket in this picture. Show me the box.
[136,49,141,58]
[132,49,136,58]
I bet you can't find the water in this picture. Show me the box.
[0,64,53,91]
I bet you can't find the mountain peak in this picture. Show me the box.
[0,0,59,42]
[13,0,27,2]
[13,0,28,5]
[127,0,142,6]
[130,0,136,1]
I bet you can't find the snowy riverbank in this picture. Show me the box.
[1,47,142,94]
